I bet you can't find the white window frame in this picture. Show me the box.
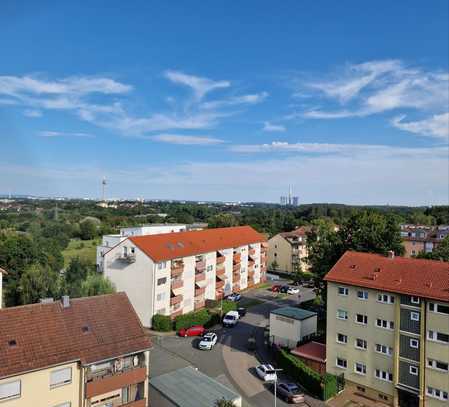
[0,380,21,401]
[427,330,449,344]
[336,309,348,320]
[410,296,420,304]
[354,362,366,375]
[375,369,393,382]
[409,365,418,376]
[157,261,167,270]
[377,293,394,304]
[50,367,72,389]
[410,338,419,349]
[54,403,71,407]
[355,338,367,350]
[427,386,449,401]
[429,302,449,315]
[410,312,420,321]
[338,286,349,296]
[357,290,368,300]
[336,358,347,369]
[376,318,394,330]
[375,344,393,356]
[336,333,348,344]
[355,314,368,325]
[427,359,449,372]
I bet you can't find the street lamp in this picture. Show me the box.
[271,368,283,407]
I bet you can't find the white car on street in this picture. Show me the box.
[198,333,218,350]
[255,364,277,382]
[287,287,300,295]
[222,310,240,327]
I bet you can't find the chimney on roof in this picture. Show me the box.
[62,295,70,308]
[387,250,395,259]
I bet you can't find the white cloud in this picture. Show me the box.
[38,131,94,138]
[262,121,286,132]
[164,70,230,100]
[201,91,268,109]
[391,113,449,140]
[23,109,42,117]
[150,134,225,145]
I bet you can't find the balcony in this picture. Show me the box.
[194,299,205,310]
[195,286,206,297]
[248,270,255,278]
[216,279,225,289]
[195,260,206,271]
[248,248,256,256]
[171,307,182,318]
[232,283,240,292]
[233,253,241,263]
[233,263,240,273]
[216,267,226,277]
[195,271,206,282]
[216,255,226,264]
[215,291,224,300]
[170,294,183,306]
[171,261,184,277]
[261,242,269,248]
[118,253,136,263]
[171,278,183,290]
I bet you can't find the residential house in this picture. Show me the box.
[267,227,310,273]
[400,224,449,258]
[0,293,152,407]
[325,251,449,407]
[102,226,267,327]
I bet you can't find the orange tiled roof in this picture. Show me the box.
[129,226,266,262]
[291,341,326,363]
[324,251,449,302]
[279,226,310,239]
[0,293,152,379]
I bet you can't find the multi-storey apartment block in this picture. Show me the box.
[325,251,449,407]
[102,226,267,327]
[267,227,310,273]
[0,293,152,407]
[400,224,449,258]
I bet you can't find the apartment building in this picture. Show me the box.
[267,226,309,273]
[400,224,449,258]
[0,293,152,407]
[325,251,449,407]
[0,267,5,309]
[102,226,267,327]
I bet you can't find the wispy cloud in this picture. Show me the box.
[391,113,449,140]
[164,70,230,100]
[201,92,268,109]
[38,131,94,138]
[262,121,286,132]
[150,134,225,145]
[23,109,42,117]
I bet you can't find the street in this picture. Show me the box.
[149,281,323,407]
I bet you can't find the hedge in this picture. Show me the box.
[174,309,211,331]
[221,300,237,314]
[322,373,338,400]
[152,314,173,332]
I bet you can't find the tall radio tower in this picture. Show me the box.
[102,177,107,202]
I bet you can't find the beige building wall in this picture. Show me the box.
[403,240,425,258]
[268,234,293,272]
[204,251,217,300]
[326,282,396,402]
[0,362,80,407]
[222,248,234,296]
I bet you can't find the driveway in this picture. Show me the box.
[149,283,322,407]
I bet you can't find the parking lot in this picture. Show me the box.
[149,281,323,407]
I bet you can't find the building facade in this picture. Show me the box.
[0,267,4,309]
[0,293,152,407]
[267,227,309,273]
[325,251,449,407]
[102,226,267,327]
[400,224,449,258]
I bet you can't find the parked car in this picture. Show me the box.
[271,284,282,292]
[237,307,247,317]
[303,281,314,288]
[227,292,241,302]
[255,364,277,382]
[178,325,206,337]
[279,285,290,293]
[287,286,300,295]
[223,310,240,327]
[198,332,218,350]
[273,382,305,404]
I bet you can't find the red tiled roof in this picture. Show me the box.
[324,251,449,302]
[0,293,152,379]
[291,341,326,363]
[129,226,266,262]
[279,226,310,239]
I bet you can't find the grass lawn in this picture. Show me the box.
[62,238,99,268]
[240,297,264,308]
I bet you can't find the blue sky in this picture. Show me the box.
[1,1,448,205]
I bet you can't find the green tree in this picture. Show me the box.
[214,398,235,407]
[64,257,91,297]
[417,235,449,262]
[79,220,97,240]
[80,273,115,297]
[207,213,239,229]
[19,263,60,304]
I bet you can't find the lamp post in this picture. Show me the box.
[272,368,283,407]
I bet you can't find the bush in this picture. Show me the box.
[205,299,219,309]
[221,300,237,314]
[204,313,221,328]
[322,373,338,400]
[152,314,173,332]
[174,309,211,331]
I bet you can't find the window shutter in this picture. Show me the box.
[50,367,72,386]
[0,380,21,399]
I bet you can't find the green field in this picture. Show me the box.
[62,238,99,268]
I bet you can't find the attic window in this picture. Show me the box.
[81,325,90,333]
[177,242,184,248]
[8,339,17,347]
[350,264,356,269]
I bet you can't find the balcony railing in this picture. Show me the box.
[195,260,206,270]
[171,279,183,290]
[261,242,269,248]
[118,253,136,263]
[233,264,240,273]
[216,267,226,277]
[86,355,146,384]
[216,255,226,264]
[171,262,184,277]
[233,253,241,263]
[232,283,240,292]
[170,307,182,318]
[215,279,225,289]
[248,248,256,256]
[194,299,205,310]
[195,271,206,282]
[170,294,183,306]
[195,286,206,297]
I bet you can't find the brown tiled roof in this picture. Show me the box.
[279,226,310,239]
[324,251,449,302]
[129,226,266,262]
[291,341,326,363]
[0,293,152,379]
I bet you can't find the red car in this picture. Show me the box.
[271,284,282,292]
[178,325,206,337]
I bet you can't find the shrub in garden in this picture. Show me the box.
[152,314,172,332]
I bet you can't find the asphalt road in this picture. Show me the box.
[149,282,320,407]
